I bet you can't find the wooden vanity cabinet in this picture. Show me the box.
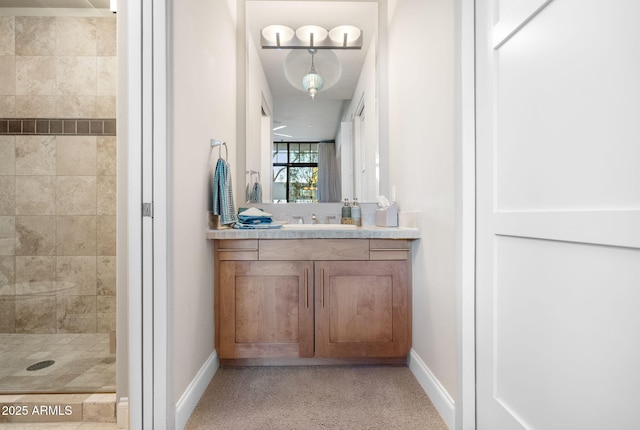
[215,239,412,363]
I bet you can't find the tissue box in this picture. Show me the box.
[375,203,398,227]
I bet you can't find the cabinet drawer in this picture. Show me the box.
[369,239,411,260]
[216,239,258,260]
[259,239,369,261]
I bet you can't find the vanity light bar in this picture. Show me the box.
[261,25,362,49]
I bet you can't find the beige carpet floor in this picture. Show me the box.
[185,365,448,430]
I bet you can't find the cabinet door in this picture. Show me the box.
[315,261,410,358]
[219,261,314,359]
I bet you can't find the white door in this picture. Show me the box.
[476,1,640,429]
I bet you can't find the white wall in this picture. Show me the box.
[387,0,457,403]
[246,34,272,172]
[171,0,237,406]
[343,38,379,202]
[246,34,273,202]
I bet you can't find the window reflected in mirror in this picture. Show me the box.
[272,142,319,203]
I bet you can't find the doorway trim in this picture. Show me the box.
[456,0,476,429]
[126,0,171,428]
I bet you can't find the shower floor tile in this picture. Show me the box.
[0,334,115,394]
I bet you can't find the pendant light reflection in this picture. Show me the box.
[301,50,324,100]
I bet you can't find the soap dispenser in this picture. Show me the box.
[341,198,352,224]
[351,198,361,227]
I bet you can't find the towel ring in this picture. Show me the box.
[210,139,228,161]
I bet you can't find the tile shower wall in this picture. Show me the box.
[0,15,116,334]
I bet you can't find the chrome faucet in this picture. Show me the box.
[325,215,337,224]
[311,213,318,224]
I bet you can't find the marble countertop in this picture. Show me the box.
[206,225,421,240]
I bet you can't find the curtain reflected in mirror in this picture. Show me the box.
[317,142,341,202]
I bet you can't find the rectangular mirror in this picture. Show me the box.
[243,0,382,203]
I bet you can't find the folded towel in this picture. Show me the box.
[239,216,273,224]
[239,207,272,217]
[212,158,238,225]
[233,222,282,230]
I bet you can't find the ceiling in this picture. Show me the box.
[246,1,378,142]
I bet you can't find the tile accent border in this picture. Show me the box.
[0,118,117,136]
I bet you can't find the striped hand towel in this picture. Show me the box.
[212,158,238,225]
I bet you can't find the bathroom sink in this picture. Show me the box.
[282,223,358,230]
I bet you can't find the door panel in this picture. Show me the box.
[315,261,409,358]
[219,261,314,359]
[476,0,640,428]
[328,275,393,343]
[235,275,300,343]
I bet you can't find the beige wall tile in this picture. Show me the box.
[57,314,97,333]
[97,137,116,176]
[15,216,55,256]
[0,136,16,175]
[16,56,57,96]
[96,295,115,314]
[0,96,16,117]
[0,177,15,215]
[15,136,56,175]
[0,256,16,296]
[0,216,15,256]
[97,176,116,215]
[56,176,97,215]
[96,96,116,118]
[56,256,97,296]
[57,57,96,96]
[15,17,56,56]
[0,298,15,333]
[55,216,96,256]
[56,136,97,176]
[16,95,57,118]
[3,11,118,336]
[0,56,15,95]
[55,95,97,118]
[0,17,15,56]
[56,17,96,56]
[15,295,56,334]
[15,176,55,215]
[96,17,116,56]
[96,256,115,296]
[97,314,116,333]
[97,56,116,97]
[97,215,116,256]
[57,295,96,315]
[15,256,55,296]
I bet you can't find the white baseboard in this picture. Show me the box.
[408,349,456,429]
[175,350,220,430]
[116,397,129,429]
